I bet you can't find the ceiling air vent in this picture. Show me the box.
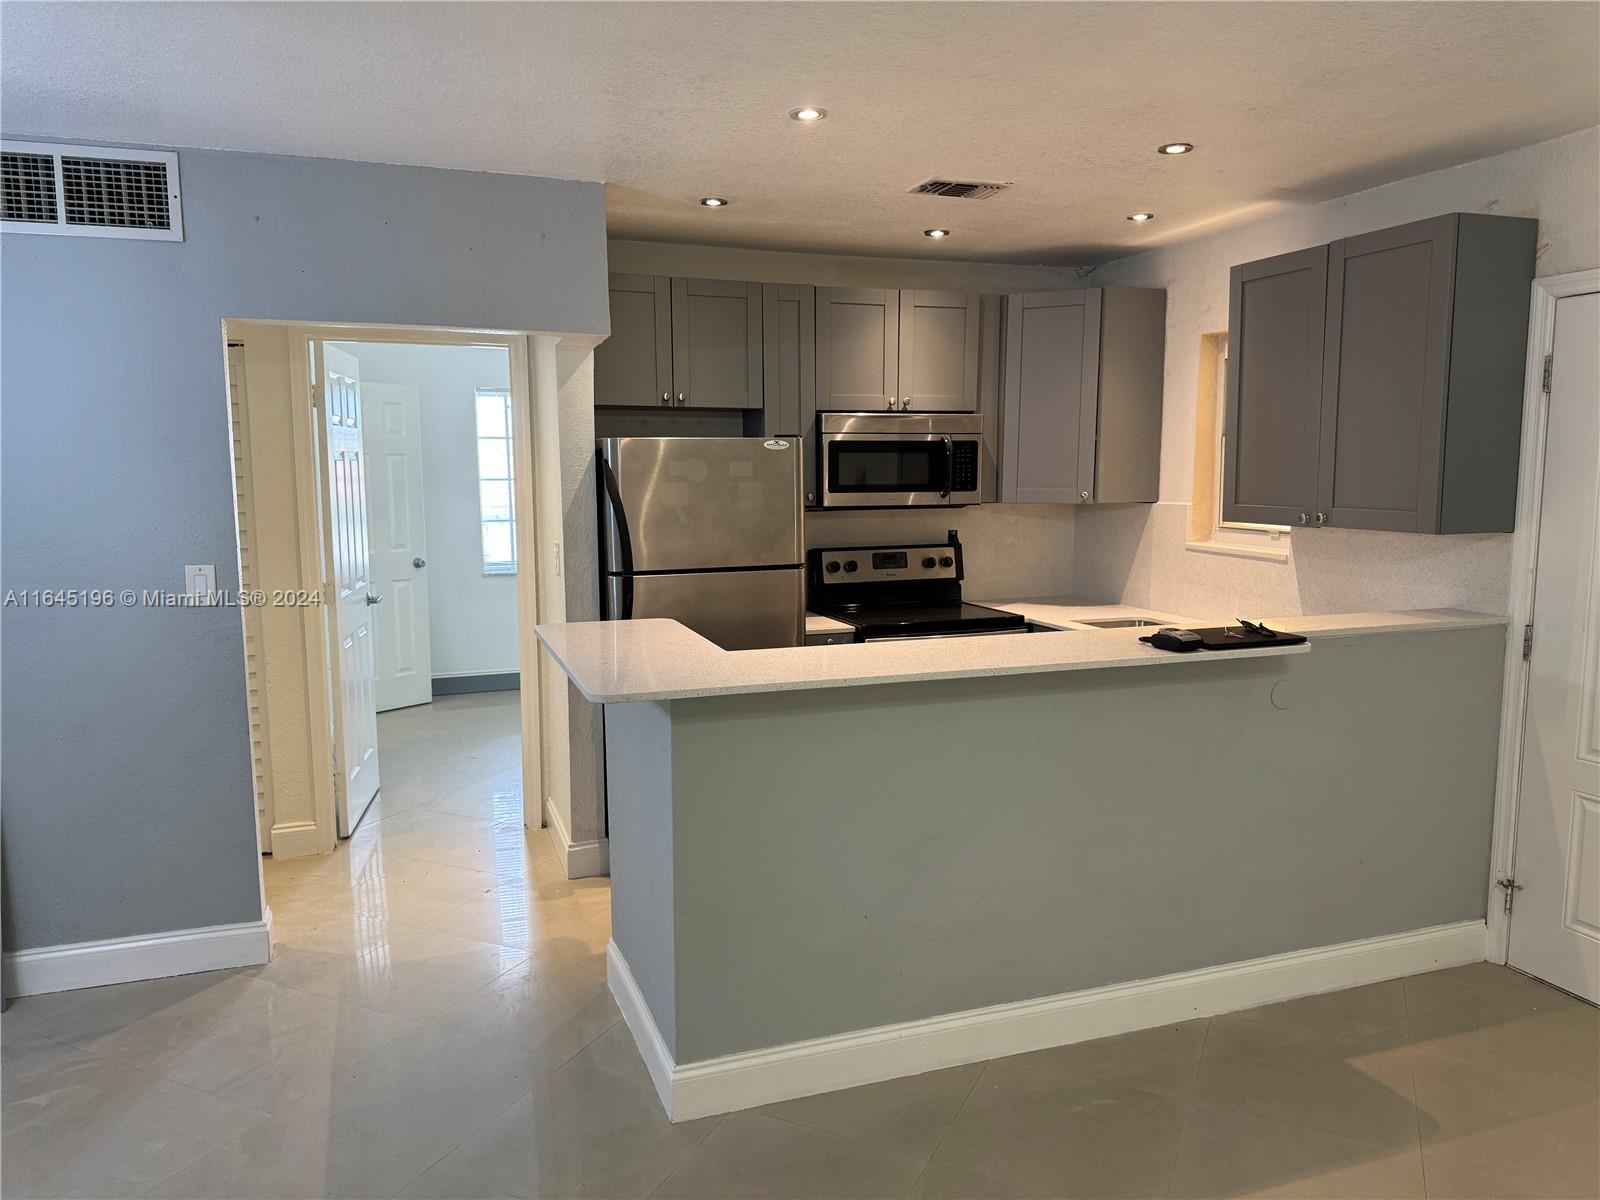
[1,141,183,240]
[908,178,1012,200]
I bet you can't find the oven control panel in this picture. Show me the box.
[813,544,959,584]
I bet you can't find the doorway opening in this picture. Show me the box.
[325,340,520,840]
[223,322,547,868]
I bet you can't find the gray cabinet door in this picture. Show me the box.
[1000,290,1099,503]
[670,278,763,409]
[898,290,980,411]
[761,283,817,504]
[761,283,814,437]
[1222,247,1327,526]
[595,274,672,408]
[816,287,899,412]
[1318,217,1456,532]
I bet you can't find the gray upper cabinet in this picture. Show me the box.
[1224,212,1537,533]
[1222,247,1328,526]
[595,274,673,408]
[670,278,763,410]
[761,283,814,437]
[816,287,982,413]
[761,283,818,501]
[1001,290,1097,502]
[816,288,899,411]
[1318,214,1537,533]
[1001,287,1165,504]
[898,290,981,411]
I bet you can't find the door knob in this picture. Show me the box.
[661,392,671,406]
[1079,490,1090,501]
[366,593,383,605]
[886,398,897,410]
[900,398,913,410]
[1316,512,1329,526]
[1299,512,1311,525]
[413,557,427,568]
[677,392,686,406]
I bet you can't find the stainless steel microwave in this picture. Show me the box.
[817,413,982,508]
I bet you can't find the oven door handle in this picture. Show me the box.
[940,434,953,499]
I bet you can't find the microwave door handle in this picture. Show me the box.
[940,435,953,499]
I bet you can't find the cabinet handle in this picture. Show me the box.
[901,397,913,411]
[1079,490,1090,502]
[886,397,897,410]
[677,392,687,406]
[661,392,671,406]
[1299,512,1311,525]
[1316,512,1329,526]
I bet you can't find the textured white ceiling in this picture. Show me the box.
[3,1,1596,265]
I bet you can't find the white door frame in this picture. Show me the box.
[230,320,584,857]
[1485,267,1600,964]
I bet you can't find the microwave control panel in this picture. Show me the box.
[950,441,980,494]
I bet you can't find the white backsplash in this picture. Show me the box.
[1072,502,1513,617]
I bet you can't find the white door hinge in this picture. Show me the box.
[1542,353,1553,394]
[1497,876,1524,915]
[1522,624,1534,661]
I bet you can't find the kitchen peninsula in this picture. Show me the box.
[536,606,1507,1121]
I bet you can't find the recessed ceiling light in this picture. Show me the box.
[789,107,827,122]
[699,196,728,207]
[1126,212,1155,223]
[923,228,950,239]
[1157,142,1194,155]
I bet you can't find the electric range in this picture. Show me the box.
[806,532,1033,642]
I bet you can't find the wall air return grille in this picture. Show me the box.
[2,152,58,223]
[62,156,172,229]
[908,178,1012,200]
[0,141,183,240]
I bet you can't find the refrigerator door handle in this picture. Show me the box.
[598,451,636,619]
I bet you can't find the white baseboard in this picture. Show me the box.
[268,819,322,859]
[607,939,678,1107]
[542,797,609,879]
[608,919,1486,1122]
[4,919,273,998]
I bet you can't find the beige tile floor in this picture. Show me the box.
[4,693,1598,1199]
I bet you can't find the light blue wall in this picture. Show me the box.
[1,145,608,952]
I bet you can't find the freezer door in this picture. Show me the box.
[600,437,802,572]
[609,568,804,650]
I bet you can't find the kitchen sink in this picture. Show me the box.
[1076,617,1166,628]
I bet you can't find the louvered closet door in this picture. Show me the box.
[319,343,381,836]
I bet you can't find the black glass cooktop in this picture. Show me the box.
[813,601,1028,640]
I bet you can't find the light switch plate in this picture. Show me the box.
[185,564,217,604]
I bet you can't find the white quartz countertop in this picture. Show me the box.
[536,602,1504,704]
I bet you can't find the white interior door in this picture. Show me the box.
[1508,290,1600,1002]
[362,381,433,712]
[318,342,382,836]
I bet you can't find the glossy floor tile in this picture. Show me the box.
[4,695,1597,1198]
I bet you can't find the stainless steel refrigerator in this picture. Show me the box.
[598,437,804,650]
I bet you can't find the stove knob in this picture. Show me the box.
[939,555,954,568]
[825,561,841,574]
[843,559,859,573]
[922,556,937,569]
